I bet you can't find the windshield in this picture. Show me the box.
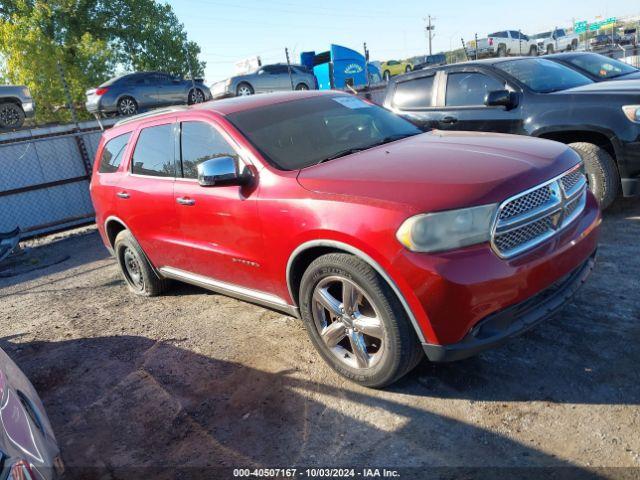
[564,53,638,80]
[226,95,422,170]
[495,58,592,93]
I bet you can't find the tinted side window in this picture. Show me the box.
[509,31,522,38]
[445,72,504,106]
[181,121,239,179]
[392,76,435,109]
[490,31,507,38]
[131,124,175,177]
[99,133,131,173]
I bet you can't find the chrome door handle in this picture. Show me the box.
[176,197,195,206]
[116,192,130,199]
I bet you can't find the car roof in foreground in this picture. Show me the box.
[110,90,348,132]
[194,90,344,115]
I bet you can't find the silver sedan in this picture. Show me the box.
[211,64,316,98]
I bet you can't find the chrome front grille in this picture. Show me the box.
[491,166,588,259]
[498,185,552,220]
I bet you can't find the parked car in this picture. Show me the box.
[589,33,621,50]
[0,347,64,478]
[380,60,413,81]
[383,57,640,209]
[413,53,447,71]
[210,64,316,98]
[90,91,600,387]
[620,28,637,46]
[467,30,538,58]
[0,85,35,130]
[546,52,640,82]
[532,28,579,54]
[85,72,211,117]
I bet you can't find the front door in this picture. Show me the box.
[172,119,267,292]
[436,69,523,134]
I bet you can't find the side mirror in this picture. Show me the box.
[197,157,249,187]
[484,90,518,110]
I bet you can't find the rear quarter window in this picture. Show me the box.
[131,124,175,177]
[98,133,131,173]
[392,75,435,109]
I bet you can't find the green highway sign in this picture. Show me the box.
[574,17,616,33]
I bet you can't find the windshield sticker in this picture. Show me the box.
[332,97,371,109]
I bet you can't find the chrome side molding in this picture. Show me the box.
[158,266,299,317]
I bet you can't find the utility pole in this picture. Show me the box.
[285,47,294,91]
[425,15,436,56]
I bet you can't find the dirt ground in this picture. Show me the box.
[0,199,639,479]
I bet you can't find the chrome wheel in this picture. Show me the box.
[312,276,385,369]
[118,98,137,115]
[237,85,253,96]
[189,89,205,104]
[123,247,144,290]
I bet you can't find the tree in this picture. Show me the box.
[0,0,205,123]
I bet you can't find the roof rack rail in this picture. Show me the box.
[114,106,188,127]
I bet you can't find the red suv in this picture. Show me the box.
[90,91,600,387]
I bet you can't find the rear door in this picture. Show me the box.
[118,117,181,268]
[172,118,267,291]
[387,71,441,130]
[130,74,159,109]
[437,67,523,134]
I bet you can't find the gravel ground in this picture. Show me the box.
[0,200,639,479]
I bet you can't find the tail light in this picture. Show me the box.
[95,87,109,96]
[489,38,494,46]
[8,460,35,480]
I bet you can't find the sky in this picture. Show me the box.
[164,0,638,84]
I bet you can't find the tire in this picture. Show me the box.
[114,230,169,297]
[117,96,138,116]
[299,253,423,388]
[405,65,412,73]
[497,45,507,57]
[546,44,554,55]
[295,83,309,91]
[569,142,620,210]
[188,88,205,104]
[236,83,254,96]
[0,102,25,129]
[383,70,391,82]
[529,45,538,56]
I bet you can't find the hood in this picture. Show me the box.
[297,131,580,213]
[561,79,640,93]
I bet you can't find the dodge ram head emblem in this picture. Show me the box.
[550,210,563,229]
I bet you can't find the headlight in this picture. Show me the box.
[622,105,640,123]
[396,204,498,253]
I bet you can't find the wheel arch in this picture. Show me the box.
[533,128,620,161]
[0,97,24,108]
[286,239,428,344]
[104,215,163,278]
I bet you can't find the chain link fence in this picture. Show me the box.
[0,119,117,238]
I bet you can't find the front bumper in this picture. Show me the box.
[422,252,595,362]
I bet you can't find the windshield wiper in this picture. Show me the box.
[316,133,419,165]
[317,147,368,164]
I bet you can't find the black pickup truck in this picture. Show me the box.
[383,56,640,209]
